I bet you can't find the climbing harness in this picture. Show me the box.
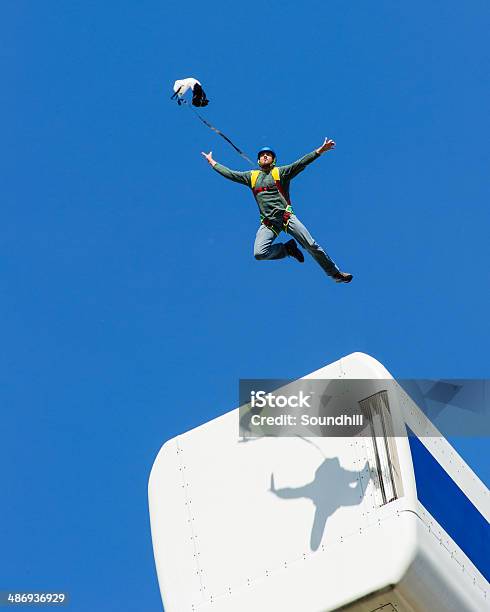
[251,167,294,234]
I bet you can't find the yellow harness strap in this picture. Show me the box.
[250,167,281,189]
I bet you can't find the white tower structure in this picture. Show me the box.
[149,353,489,611]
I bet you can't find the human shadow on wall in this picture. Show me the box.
[270,457,371,551]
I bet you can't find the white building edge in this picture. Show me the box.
[149,352,489,611]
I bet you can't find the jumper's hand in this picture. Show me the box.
[316,137,336,154]
[201,150,216,167]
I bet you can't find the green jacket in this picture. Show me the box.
[213,150,321,223]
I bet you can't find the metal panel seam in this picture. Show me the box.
[176,436,206,599]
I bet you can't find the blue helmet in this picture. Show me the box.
[257,146,276,161]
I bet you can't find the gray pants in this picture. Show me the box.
[253,215,339,277]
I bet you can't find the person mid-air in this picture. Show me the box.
[202,138,353,283]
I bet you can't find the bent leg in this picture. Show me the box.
[287,215,339,277]
[254,224,288,260]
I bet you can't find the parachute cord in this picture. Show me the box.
[181,101,254,166]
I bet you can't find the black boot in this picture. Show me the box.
[285,239,304,263]
[333,271,353,283]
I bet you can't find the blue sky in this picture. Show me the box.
[1,1,489,610]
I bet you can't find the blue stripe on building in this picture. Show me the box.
[408,430,489,582]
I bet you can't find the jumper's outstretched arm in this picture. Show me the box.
[202,150,251,185]
[280,137,336,180]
